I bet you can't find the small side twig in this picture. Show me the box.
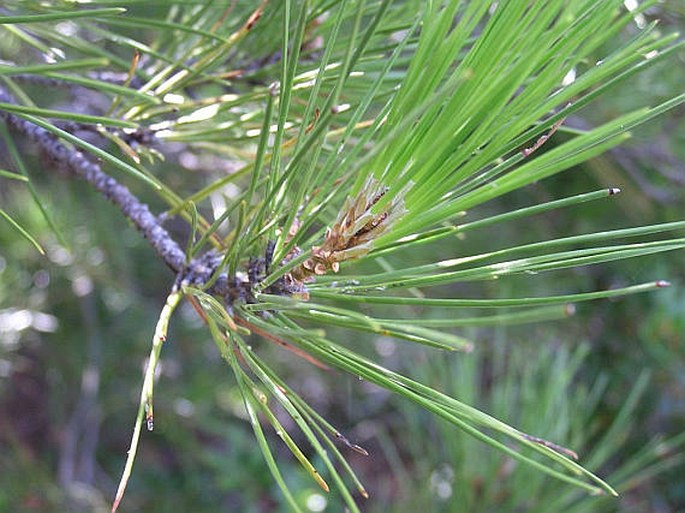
[111,290,182,513]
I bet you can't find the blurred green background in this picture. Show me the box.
[1,3,684,512]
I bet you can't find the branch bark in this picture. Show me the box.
[0,87,298,305]
[0,88,192,272]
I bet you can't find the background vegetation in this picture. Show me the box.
[1,1,684,512]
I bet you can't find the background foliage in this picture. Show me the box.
[1,1,684,512]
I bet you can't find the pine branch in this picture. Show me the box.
[0,87,187,272]
[0,86,298,307]
[2,2,683,509]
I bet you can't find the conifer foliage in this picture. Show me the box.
[1,1,683,511]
